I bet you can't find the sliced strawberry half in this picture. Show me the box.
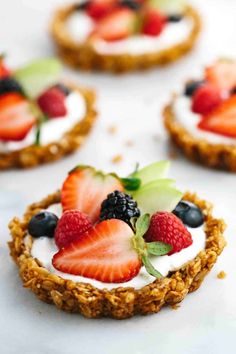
[0,93,36,141]
[86,0,118,20]
[198,95,236,138]
[91,8,137,41]
[61,166,124,223]
[205,59,236,91]
[52,219,141,283]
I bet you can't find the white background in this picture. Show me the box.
[0,0,236,353]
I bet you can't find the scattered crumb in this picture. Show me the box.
[171,304,181,310]
[217,271,227,279]
[125,140,134,147]
[168,149,178,160]
[107,125,118,135]
[111,154,123,164]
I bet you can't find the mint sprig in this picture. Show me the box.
[121,177,141,191]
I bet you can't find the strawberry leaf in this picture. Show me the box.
[141,255,163,279]
[121,177,141,191]
[146,241,172,256]
[135,213,150,238]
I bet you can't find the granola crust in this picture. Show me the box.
[0,86,97,170]
[8,192,226,319]
[164,101,236,171]
[50,4,201,73]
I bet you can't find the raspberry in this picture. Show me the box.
[144,212,193,255]
[191,84,222,115]
[37,87,67,118]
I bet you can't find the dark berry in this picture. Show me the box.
[168,14,183,22]
[28,212,59,238]
[54,83,71,96]
[173,201,204,228]
[119,0,142,10]
[231,86,236,95]
[100,190,140,225]
[0,78,24,96]
[184,80,205,97]
[74,1,88,10]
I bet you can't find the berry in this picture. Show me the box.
[120,0,142,10]
[37,87,67,118]
[61,166,124,223]
[205,59,236,91]
[74,1,89,10]
[86,0,117,20]
[91,8,137,41]
[144,212,193,255]
[0,57,10,78]
[54,83,71,96]
[52,219,141,282]
[0,93,36,141]
[173,201,204,228]
[55,210,92,249]
[0,78,24,97]
[142,9,167,37]
[28,212,59,238]
[184,80,205,97]
[230,86,236,95]
[198,95,236,138]
[167,14,183,22]
[191,84,222,115]
[100,190,140,225]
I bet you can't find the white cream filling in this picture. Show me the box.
[173,95,236,145]
[0,91,86,152]
[66,12,193,55]
[29,203,206,290]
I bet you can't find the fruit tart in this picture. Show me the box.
[0,56,96,170]
[164,59,236,171]
[9,161,226,319]
[51,0,201,73]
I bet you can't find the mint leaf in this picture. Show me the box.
[121,177,141,191]
[142,255,163,279]
[147,242,172,256]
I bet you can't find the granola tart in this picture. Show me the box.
[51,1,201,73]
[0,57,96,170]
[164,59,236,171]
[8,161,226,319]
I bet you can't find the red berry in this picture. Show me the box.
[142,9,167,37]
[0,57,11,78]
[144,212,193,255]
[37,87,67,118]
[55,210,93,249]
[86,0,117,20]
[52,219,141,283]
[191,84,222,115]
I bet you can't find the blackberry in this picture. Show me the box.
[184,80,205,97]
[168,14,183,22]
[119,0,142,10]
[100,190,140,225]
[0,78,24,96]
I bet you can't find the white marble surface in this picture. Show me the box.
[0,0,236,353]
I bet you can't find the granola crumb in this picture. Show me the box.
[171,304,181,310]
[107,125,118,135]
[111,154,123,164]
[217,271,226,279]
[125,140,134,147]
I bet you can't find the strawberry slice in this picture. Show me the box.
[52,219,141,283]
[86,0,117,20]
[198,95,236,138]
[61,166,124,223]
[0,56,10,78]
[205,59,236,91]
[0,93,36,141]
[91,8,137,41]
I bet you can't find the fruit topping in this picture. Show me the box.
[132,160,170,186]
[61,166,124,223]
[53,219,141,282]
[142,9,167,36]
[198,95,236,138]
[0,93,36,141]
[120,0,142,11]
[144,212,193,255]
[0,55,10,78]
[191,84,222,115]
[100,190,140,225]
[184,80,205,97]
[37,87,67,118]
[167,14,183,22]
[231,86,236,95]
[55,210,93,249]
[54,83,71,96]
[149,0,186,14]
[173,200,204,228]
[205,59,236,91]
[14,58,62,98]
[28,211,59,238]
[0,78,24,97]
[86,0,117,20]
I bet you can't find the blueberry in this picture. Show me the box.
[168,14,183,22]
[119,0,142,10]
[173,201,204,228]
[184,80,205,97]
[28,212,58,238]
[54,83,71,96]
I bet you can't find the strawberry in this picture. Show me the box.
[52,219,141,283]
[144,212,193,255]
[205,59,236,91]
[191,84,222,115]
[86,0,117,20]
[37,87,67,118]
[91,8,137,41]
[61,166,124,223]
[198,95,236,138]
[55,210,93,249]
[142,9,167,36]
[0,56,10,78]
[0,93,36,141]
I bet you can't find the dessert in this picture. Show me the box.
[51,0,201,73]
[164,59,236,171]
[9,161,226,319]
[0,56,96,169]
